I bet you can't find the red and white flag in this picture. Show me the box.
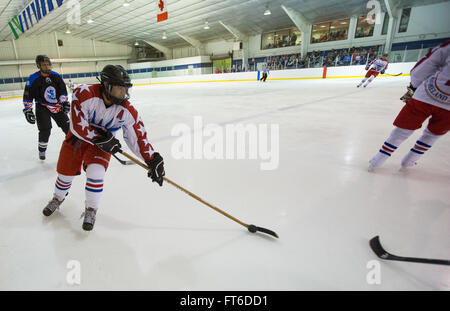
[156,0,168,22]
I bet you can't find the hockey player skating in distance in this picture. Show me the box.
[368,40,450,170]
[260,65,269,82]
[22,55,70,160]
[68,79,74,93]
[357,53,389,88]
[42,65,165,231]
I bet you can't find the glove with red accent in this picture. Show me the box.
[146,152,165,186]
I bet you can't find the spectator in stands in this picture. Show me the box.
[290,33,297,45]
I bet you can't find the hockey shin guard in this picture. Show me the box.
[85,164,105,210]
[370,127,414,168]
[54,174,75,200]
[401,128,442,167]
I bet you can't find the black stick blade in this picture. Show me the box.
[248,224,279,238]
[369,235,390,259]
[369,235,450,266]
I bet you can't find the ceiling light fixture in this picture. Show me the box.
[87,16,94,24]
[65,28,71,34]
[162,32,167,39]
[134,41,139,46]
[123,1,130,7]
[203,22,210,30]
[264,5,271,16]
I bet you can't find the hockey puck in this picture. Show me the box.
[247,225,257,233]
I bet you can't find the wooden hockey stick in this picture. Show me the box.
[119,150,279,238]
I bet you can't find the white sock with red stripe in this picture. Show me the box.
[401,128,441,168]
[54,174,75,200]
[369,127,414,169]
[85,164,105,210]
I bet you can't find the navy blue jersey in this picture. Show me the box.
[23,71,68,113]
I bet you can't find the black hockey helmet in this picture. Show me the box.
[36,55,52,73]
[99,65,132,105]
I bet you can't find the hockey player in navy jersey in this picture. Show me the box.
[22,55,70,160]
[42,64,165,231]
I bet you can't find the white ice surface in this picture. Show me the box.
[0,77,449,290]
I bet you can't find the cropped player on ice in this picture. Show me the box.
[42,65,165,231]
[357,53,389,88]
[22,55,70,160]
[68,80,75,93]
[260,65,269,82]
[368,40,450,170]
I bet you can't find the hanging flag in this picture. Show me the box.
[157,0,168,22]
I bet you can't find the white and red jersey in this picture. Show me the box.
[410,40,450,111]
[69,83,155,162]
[368,58,389,72]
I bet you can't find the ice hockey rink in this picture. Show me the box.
[0,76,449,290]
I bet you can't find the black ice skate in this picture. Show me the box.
[43,196,64,216]
[81,207,97,231]
[39,151,46,160]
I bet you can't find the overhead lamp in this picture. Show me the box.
[65,28,71,34]
[162,32,167,39]
[134,41,139,46]
[203,22,210,30]
[123,1,130,7]
[264,5,271,15]
[87,16,94,24]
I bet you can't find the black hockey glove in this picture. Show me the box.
[91,130,121,154]
[381,70,385,74]
[62,101,70,114]
[365,65,370,71]
[23,107,35,124]
[400,84,416,103]
[146,152,165,186]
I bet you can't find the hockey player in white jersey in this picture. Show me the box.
[68,79,74,93]
[42,65,165,231]
[369,40,450,170]
[357,54,389,88]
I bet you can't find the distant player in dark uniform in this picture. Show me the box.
[22,55,70,160]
